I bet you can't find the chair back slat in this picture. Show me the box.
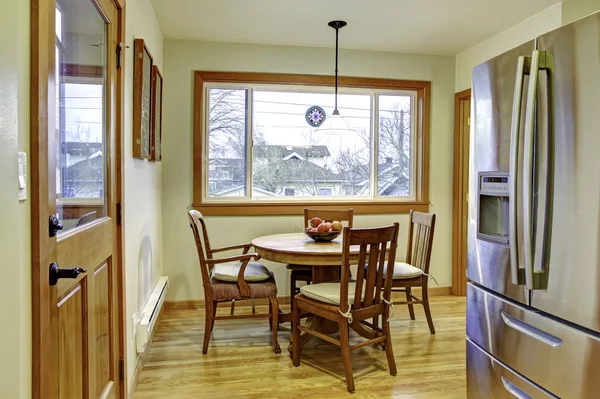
[419,225,428,269]
[188,210,213,289]
[412,224,421,267]
[405,210,436,274]
[374,242,387,304]
[363,243,381,307]
[304,209,354,228]
[353,245,368,308]
[339,224,399,312]
[416,224,425,269]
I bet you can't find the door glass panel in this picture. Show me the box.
[55,0,107,233]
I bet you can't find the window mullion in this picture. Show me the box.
[246,87,254,199]
[412,93,418,200]
[203,84,210,200]
[370,93,379,200]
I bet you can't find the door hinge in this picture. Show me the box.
[467,117,470,126]
[116,43,122,69]
[116,42,129,69]
[465,192,469,202]
[119,358,124,382]
[116,202,122,225]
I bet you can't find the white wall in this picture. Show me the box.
[161,40,456,302]
[562,0,600,24]
[455,0,600,92]
[0,0,31,398]
[123,0,164,386]
[455,3,562,91]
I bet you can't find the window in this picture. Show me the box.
[194,72,430,215]
[57,82,105,199]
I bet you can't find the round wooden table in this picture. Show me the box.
[251,232,357,286]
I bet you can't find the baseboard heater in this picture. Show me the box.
[136,276,169,353]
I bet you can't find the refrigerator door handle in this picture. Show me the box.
[501,311,563,347]
[501,377,534,399]
[509,55,530,285]
[523,50,552,290]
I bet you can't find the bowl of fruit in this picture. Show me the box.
[304,217,343,242]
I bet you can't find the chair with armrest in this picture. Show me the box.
[287,208,354,302]
[188,210,280,354]
[292,223,400,393]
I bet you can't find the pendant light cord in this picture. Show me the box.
[334,26,340,115]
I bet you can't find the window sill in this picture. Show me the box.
[192,201,429,216]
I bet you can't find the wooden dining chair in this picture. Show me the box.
[292,223,400,393]
[287,208,354,302]
[188,210,281,354]
[374,210,437,334]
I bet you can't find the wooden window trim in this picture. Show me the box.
[192,71,431,216]
[452,88,471,296]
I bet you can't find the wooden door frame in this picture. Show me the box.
[30,0,127,397]
[451,89,471,296]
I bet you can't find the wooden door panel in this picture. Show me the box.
[56,221,113,282]
[58,286,86,399]
[53,0,117,397]
[94,263,113,398]
[32,0,123,397]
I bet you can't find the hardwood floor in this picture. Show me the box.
[134,296,466,398]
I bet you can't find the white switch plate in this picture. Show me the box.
[18,152,27,201]
[132,313,137,341]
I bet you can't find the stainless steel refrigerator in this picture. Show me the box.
[467,11,600,398]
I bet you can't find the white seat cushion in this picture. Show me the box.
[299,281,365,305]
[211,261,271,282]
[391,262,423,279]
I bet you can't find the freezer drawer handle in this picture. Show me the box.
[501,377,533,399]
[501,311,562,347]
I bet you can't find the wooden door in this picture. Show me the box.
[452,89,471,296]
[31,0,124,398]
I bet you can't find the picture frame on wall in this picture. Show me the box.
[150,66,163,162]
[132,38,153,159]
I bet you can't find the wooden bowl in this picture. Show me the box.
[304,228,341,242]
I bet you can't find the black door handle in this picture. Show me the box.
[49,263,87,286]
[49,214,63,237]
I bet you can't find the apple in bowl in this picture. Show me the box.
[309,217,322,228]
[331,221,343,231]
[317,223,330,233]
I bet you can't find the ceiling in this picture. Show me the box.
[150,0,561,55]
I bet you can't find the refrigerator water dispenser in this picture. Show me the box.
[477,172,509,245]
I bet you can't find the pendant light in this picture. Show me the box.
[315,20,355,133]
